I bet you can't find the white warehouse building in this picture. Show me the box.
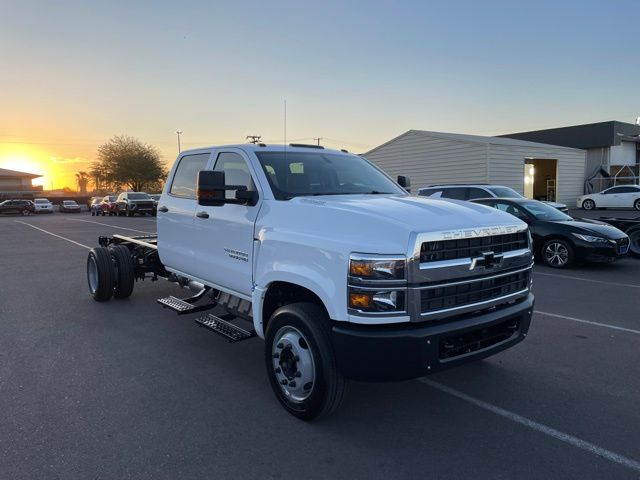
[364,130,586,205]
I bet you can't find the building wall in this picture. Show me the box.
[488,145,585,205]
[364,131,488,190]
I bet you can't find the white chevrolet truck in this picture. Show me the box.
[87,143,534,419]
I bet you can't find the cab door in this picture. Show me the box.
[191,149,262,298]
[157,151,212,274]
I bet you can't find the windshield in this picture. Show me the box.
[521,201,572,221]
[34,199,49,203]
[128,193,150,200]
[487,186,524,198]
[256,151,405,200]
[63,201,77,205]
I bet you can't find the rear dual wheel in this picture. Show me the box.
[87,246,134,301]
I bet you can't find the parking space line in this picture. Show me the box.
[65,218,154,234]
[534,271,640,289]
[14,221,91,250]
[419,378,640,473]
[535,310,640,335]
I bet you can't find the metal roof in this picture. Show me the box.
[0,168,42,178]
[365,130,584,156]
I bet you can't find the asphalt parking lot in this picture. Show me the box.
[1,212,639,480]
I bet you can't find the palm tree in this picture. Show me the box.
[76,171,90,194]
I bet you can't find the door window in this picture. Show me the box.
[442,188,467,200]
[493,202,529,221]
[213,152,257,200]
[170,153,210,198]
[466,187,490,200]
[419,188,443,198]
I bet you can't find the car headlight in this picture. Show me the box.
[349,255,405,280]
[572,233,607,243]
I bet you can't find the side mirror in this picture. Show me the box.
[397,175,411,192]
[197,170,226,206]
[235,189,259,206]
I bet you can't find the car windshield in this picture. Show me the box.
[34,199,49,203]
[256,151,405,200]
[521,201,571,221]
[128,193,150,200]
[64,201,78,206]
[487,187,524,198]
[107,196,116,201]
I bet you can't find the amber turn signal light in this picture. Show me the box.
[349,293,372,309]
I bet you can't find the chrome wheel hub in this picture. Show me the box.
[272,326,315,402]
[87,256,98,293]
[545,242,569,266]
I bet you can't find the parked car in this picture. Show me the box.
[149,194,161,216]
[0,199,35,215]
[577,185,640,211]
[597,216,640,258]
[60,200,81,213]
[99,195,118,216]
[116,192,155,216]
[89,197,102,216]
[472,197,629,268]
[87,196,102,209]
[419,184,569,213]
[33,198,54,213]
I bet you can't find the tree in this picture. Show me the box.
[93,135,166,192]
[75,171,89,194]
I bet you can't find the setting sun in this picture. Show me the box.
[0,144,91,190]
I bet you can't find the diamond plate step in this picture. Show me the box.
[195,314,256,343]
[157,296,214,315]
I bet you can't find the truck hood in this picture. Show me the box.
[260,195,526,255]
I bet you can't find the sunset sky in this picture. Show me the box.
[1,0,639,190]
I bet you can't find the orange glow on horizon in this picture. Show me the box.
[0,144,92,191]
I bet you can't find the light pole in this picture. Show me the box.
[176,130,183,153]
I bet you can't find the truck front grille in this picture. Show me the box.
[420,232,527,263]
[420,269,529,314]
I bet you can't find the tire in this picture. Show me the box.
[627,227,640,259]
[582,199,595,211]
[109,245,135,298]
[542,238,574,268]
[87,247,115,301]
[127,210,134,217]
[634,199,640,211]
[265,303,346,420]
[21,209,30,216]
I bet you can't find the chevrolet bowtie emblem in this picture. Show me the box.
[470,251,504,270]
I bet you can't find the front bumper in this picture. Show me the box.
[332,293,534,382]
[573,239,628,262]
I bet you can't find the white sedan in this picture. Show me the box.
[578,185,640,211]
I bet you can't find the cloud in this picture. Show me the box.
[50,156,88,163]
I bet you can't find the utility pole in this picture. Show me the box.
[313,137,322,146]
[176,130,183,153]
[246,135,262,144]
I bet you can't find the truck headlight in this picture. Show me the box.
[349,289,405,312]
[349,255,405,280]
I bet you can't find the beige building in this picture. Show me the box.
[0,168,43,200]
[364,130,586,205]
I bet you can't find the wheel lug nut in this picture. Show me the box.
[288,381,296,387]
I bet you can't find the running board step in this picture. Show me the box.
[157,296,215,315]
[195,314,256,343]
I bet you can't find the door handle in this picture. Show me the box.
[158,206,169,213]
[196,211,209,219]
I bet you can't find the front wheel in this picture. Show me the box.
[582,199,595,210]
[634,199,640,211]
[265,303,346,420]
[627,227,640,258]
[542,239,573,268]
